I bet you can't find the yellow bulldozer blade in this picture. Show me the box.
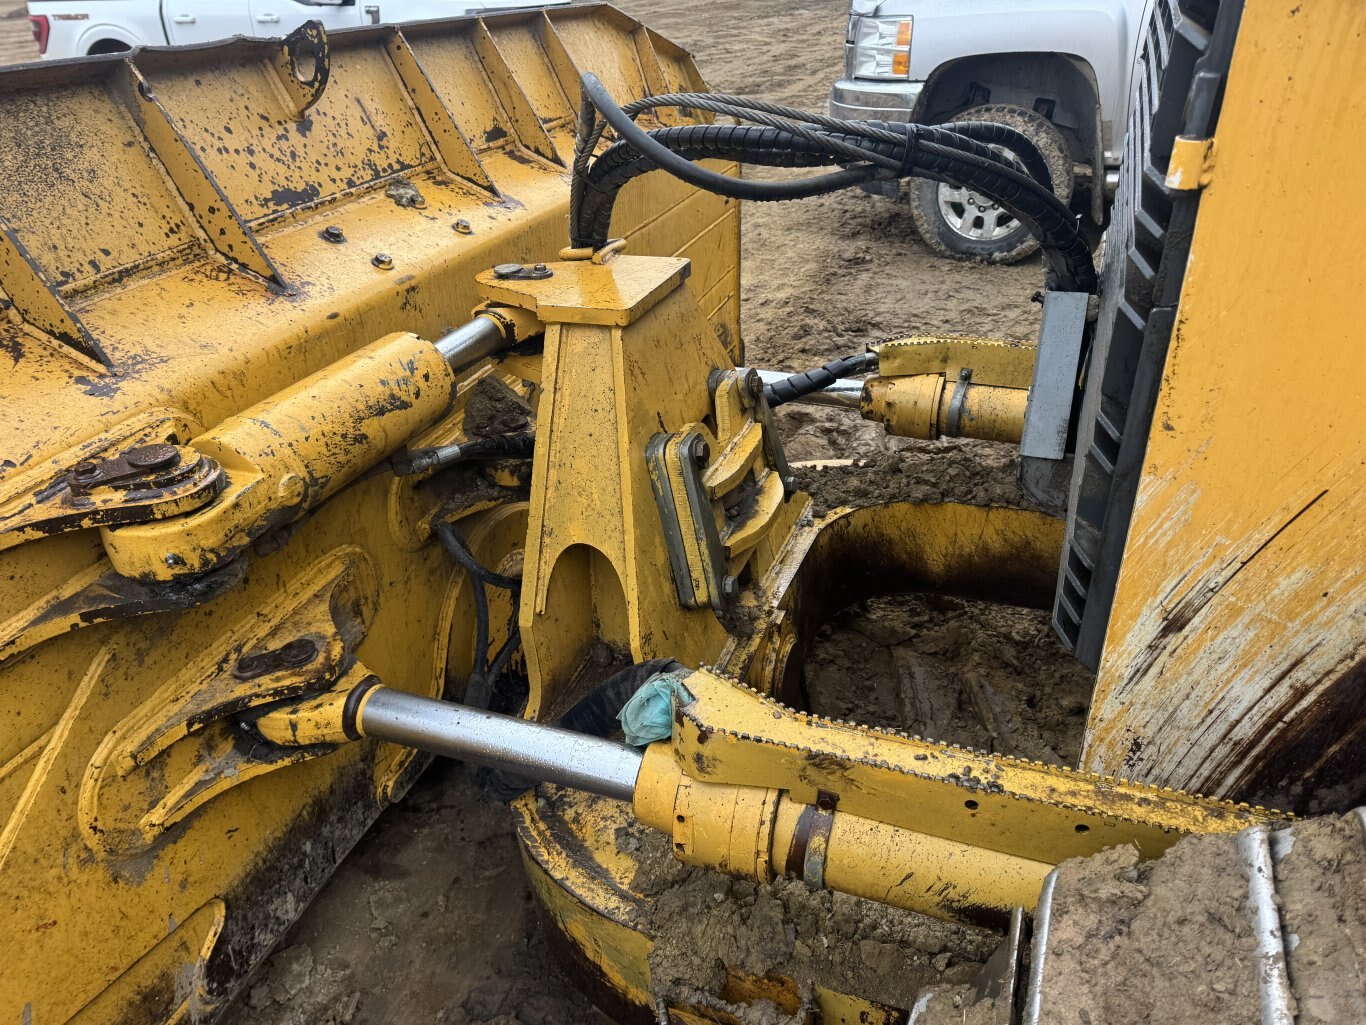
[0,10,737,1022]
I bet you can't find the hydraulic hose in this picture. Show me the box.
[764,352,878,408]
[576,75,884,207]
[936,119,1054,192]
[570,74,1095,292]
[392,430,535,477]
[574,122,1093,292]
[573,124,1022,243]
[434,522,522,711]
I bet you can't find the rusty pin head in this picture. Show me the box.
[125,443,180,471]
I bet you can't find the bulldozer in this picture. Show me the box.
[0,0,1362,1021]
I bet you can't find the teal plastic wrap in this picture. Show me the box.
[617,672,686,746]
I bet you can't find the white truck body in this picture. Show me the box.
[832,0,1152,172]
[27,0,562,59]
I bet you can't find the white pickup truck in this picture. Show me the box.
[26,0,559,59]
[831,0,1150,262]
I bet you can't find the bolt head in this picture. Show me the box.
[493,263,525,279]
[372,253,394,270]
[125,443,180,471]
[689,436,710,465]
[721,575,740,599]
[321,225,345,244]
[747,372,764,398]
[453,219,473,234]
[72,460,99,480]
[533,263,548,273]
[278,638,319,667]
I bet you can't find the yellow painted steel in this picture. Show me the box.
[632,744,1053,926]
[1164,135,1217,190]
[1083,0,1366,805]
[0,9,739,1022]
[102,331,457,580]
[863,335,1033,441]
[668,670,1276,866]
[2,2,1347,1022]
[862,375,1028,442]
[479,254,803,719]
[514,489,1281,1018]
[876,335,1037,388]
[0,441,222,553]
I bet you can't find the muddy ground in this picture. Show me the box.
[227,1,1053,1023]
[0,1,32,66]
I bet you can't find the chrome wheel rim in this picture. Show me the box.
[936,183,1019,242]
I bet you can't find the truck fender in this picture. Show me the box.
[915,52,1105,221]
[76,25,144,54]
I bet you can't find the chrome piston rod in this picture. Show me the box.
[745,367,863,409]
[434,314,513,373]
[356,686,644,802]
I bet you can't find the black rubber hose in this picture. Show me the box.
[577,74,882,207]
[572,119,1029,247]
[932,120,1054,193]
[764,352,878,407]
[484,624,524,715]
[434,521,521,590]
[434,522,522,710]
[575,75,1046,227]
[574,123,1094,291]
[576,118,1062,237]
[616,93,1045,184]
[574,74,1094,290]
[912,139,1093,290]
[572,123,1003,246]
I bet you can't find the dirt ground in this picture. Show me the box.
[228,2,1052,1023]
[0,0,33,66]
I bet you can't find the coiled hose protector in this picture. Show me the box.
[764,353,878,407]
[573,123,1094,292]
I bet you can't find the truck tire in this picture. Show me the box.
[908,103,1073,264]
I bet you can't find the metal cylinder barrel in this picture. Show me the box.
[633,744,1050,928]
[861,374,1027,443]
[355,687,644,802]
